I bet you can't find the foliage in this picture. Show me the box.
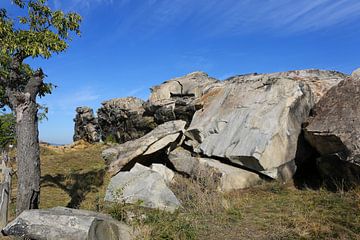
[0,112,15,149]
[0,0,81,108]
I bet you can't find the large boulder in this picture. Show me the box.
[105,163,180,212]
[73,107,100,143]
[169,147,262,191]
[304,75,360,185]
[149,71,218,103]
[103,120,187,175]
[97,97,156,143]
[2,207,133,240]
[144,72,217,126]
[186,70,346,180]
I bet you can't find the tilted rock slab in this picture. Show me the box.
[97,97,156,143]
[105,163,180,212]
[103,120,186,176]
[2,207,133,240]
[169,147,262,191]
[186,70,346,180]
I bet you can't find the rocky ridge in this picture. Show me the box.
[73,69,359,212]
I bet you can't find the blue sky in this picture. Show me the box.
[4,0,360,144]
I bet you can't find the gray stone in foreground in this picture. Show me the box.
[2,207,133,240]
[103,120,186,176]
[105,163,180,212]
[150,163,175,184]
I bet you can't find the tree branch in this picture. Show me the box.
[24,68,44,99]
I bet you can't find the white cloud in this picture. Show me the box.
[112,0,360,36]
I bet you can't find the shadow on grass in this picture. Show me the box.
[41,168,106,208]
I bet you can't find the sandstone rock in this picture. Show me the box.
[149,71,218,103]
[73,107,100,143]
[150,163,175,183]
[169,147,262,191]
[304,77,360,183]
[97,97,156,143]
[103,120,186,176]
[3,207,133,240]
[186,70,346,180]
[105,163,180,212]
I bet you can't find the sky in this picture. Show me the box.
[3,0,360,144]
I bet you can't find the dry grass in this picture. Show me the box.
[3,143,360,240]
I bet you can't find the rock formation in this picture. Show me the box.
[186,70,345,180]
[97,97,156,143]
[304,74,360,186]
[105,163,180,212]
[3,207,133,240]
[149,71,218,103]
[95,69,359,212]
[103,120,186,176]
[169,147,262,192]
[73,107,100,143]
[143,72,217,126]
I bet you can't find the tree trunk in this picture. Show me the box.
[15,101,40,216]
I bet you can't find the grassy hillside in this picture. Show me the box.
[4,142,360,239]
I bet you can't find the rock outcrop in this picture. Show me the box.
[143,72,217,126]
[103,120,186,175]
[97,97,156,143]
[304,74,360,185]
[169,147,262,191]
[73,107,100,143]
[105,163,180,212]
[94,68,357,204]
[185,70,346,180]
[3,207,133,240]
[149,71,218,103]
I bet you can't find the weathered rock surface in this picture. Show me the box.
[105,163,180,212]
[304,75,360,183]
[186,70,346,180]
[169,147,262,191]
[3,207,133,240]
[103,120,186,175]
[143,97,202,126]
[149,71,218,103]
[73,107,100,143]
[97,97,156,143]
[144,72,217,126]
[150,163,175,184]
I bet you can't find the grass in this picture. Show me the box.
[4,142,360,239]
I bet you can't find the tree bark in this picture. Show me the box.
[15,100,40,216]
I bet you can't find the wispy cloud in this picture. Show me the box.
[111,0,360,36]
[51,0,114,12]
